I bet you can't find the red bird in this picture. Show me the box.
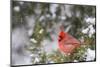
[58,30,80,55]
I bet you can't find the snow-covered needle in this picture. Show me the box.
[30,38,37,43]
[39,29,44,34]
[14,6,20,12]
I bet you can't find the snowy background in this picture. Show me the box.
[11,1,96,66]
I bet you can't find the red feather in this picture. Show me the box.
[58,31,80,55]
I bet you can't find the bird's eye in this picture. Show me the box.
[59,35,62,39]
[59,35,63,42]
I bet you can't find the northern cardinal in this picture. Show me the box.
[58,26,80,55]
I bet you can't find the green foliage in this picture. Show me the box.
[31,22,46,45]
[47,45,88,63]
